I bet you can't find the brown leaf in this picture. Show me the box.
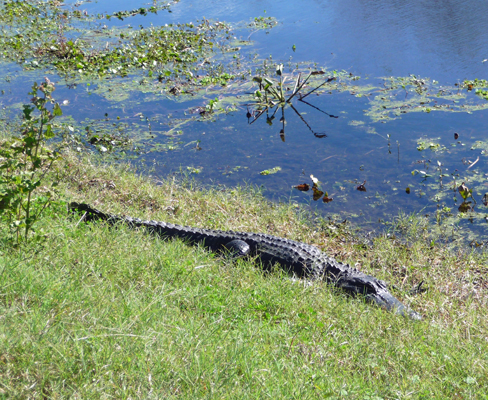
[356,180,367,192]
[294,183,310,192]
[323,195,333,203]
[312,187,324,201]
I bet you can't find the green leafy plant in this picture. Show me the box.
[205,97,220,113]
[249,65,337,139]
[252,64,290,105]
[0,78,63,245]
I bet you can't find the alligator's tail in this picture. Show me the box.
[69,202,121,224]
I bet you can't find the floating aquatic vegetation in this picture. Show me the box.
[248,16,278,31]
[259,166,281,175]
[364,75,488,122]
[0,1,240,88]
[416,138,446,153]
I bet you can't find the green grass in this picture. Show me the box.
[1,153,488,398]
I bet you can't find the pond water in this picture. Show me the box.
[2,0,488,243]
[76,0,488,82]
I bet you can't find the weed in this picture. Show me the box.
[0,78,63,245]
[205,97,220,113]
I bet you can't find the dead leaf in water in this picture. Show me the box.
[357,180,367,192]
[312,187,324,201]
[323,193,333,203]
[294,183,310,192]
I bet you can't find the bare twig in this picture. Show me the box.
[299,78,331,100]
[286,72,312,103]
[291,72,301,96]
[467,156,480,170]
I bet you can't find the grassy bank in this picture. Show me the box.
[1,152,487,399]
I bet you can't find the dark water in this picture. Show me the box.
[5,0,488,241]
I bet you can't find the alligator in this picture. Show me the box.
[69,202,422,320]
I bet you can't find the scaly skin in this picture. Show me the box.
[69,202,422,320]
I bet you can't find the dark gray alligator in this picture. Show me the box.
[69,202,422,320]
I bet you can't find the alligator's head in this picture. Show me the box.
[338,274,422,320]
[367,291,422,321]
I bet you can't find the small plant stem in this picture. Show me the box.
[16,202,21,244]
[279,75,285,102]
[268,86,281,100]
[24,185,37,240]
[286,72,312,103]
[291,73,301,97]
[298,78,330,101]
[33,198,51,224]
[24,107,46,240]
[270,105,280,119]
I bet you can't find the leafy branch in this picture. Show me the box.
[0,78,63,245]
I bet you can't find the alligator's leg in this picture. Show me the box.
[222,239,251,258]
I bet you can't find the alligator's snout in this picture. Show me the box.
[368,291,422,321]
